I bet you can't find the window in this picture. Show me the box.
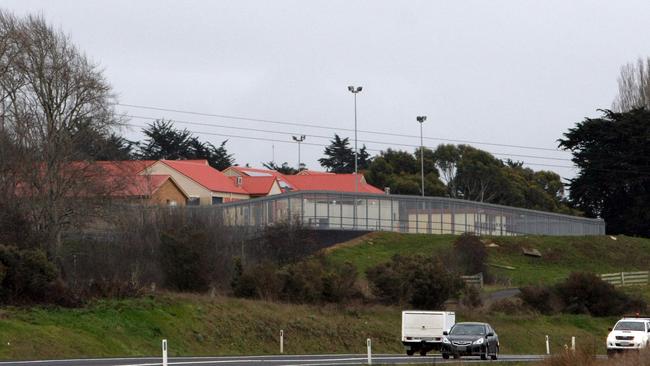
[212,196,223,205]
[187,197,200,206]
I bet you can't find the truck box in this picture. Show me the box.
[401,310,455,356]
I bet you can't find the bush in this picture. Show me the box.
[488,297,531,315]
[231,256,361,304]
[366,254,464,309]
[159,226,214,292]
[556,272,646,316]
[452,234,488,278]
[519,272,647,317]
[0,245,60,304]
[460,285,483,308]
[519,285,560,314]
[253,220,318,265]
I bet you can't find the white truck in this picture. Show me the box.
[401,310,455,356]
[606,317,650,357]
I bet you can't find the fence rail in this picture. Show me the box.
[211,191,605,236]
[461,273,484,288]
[600,271,649,286]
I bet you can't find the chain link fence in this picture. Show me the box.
[211,191,605,236]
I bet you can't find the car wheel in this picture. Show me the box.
[491,346,499,360]
[419,350,427,356]
[442,353,450,359]
[453,354,460,359]
[406,350,414,356]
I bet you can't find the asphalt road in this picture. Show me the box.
[0,354,546,366]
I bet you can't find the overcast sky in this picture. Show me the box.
[5,1,650,181]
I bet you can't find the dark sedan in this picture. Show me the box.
[441,322,499,360]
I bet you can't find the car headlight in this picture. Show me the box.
[442,337,451,344]
[473,338,485,345]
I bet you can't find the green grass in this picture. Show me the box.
[326,233,650,286]
[0,293,617,360]
[3,233,649,361]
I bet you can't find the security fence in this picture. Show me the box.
[212,191,605,236]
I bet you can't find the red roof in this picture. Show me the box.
[227,166,286,178]
[92,160,157,175]
[230,176,278,195]
[296,170,335,176]
[284,174,384,194]
[160,160,248,194]
[111,175,181,197]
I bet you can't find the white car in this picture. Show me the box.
[606,317,650,357]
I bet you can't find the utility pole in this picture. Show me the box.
[416,116,427,197]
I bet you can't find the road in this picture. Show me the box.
[0,354,546,366]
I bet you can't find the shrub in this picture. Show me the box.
[519,272,647,317]
[159,226,213,292]
[452,234,488,278]
[519,285,560,314]
[556,272,646,316]
[0,245,60,304]
[231,256,361,304]
[366,254,464,309]
[254,220,318,265]
[460,285,483,308]
[365,255,413,304]
[488,297,531,315]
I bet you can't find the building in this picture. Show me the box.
[142,160,250,204]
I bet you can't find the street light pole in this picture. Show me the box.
[416,116,427,197]
[347,86,362,193]
[292,135,306,171]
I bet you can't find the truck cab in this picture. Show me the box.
[401,310,455,356]
[606,317,650,357]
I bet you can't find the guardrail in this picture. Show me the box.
[461,273,484,288]
[600,271,649,286]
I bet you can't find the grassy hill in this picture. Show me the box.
[2,233,650,361]
[0,293,615,361]
[325,232,650,286]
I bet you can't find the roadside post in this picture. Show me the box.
[367,338,372,365]
[280,329,284,354]
[571,336,575,352]
[545,335,550,355]
[162,339,168,366]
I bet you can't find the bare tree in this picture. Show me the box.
[0,10,123,253]
[612,57,650,112]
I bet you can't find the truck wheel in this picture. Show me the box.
[442,353,450,359]
[406,350,414,356]
[419,350,427,356]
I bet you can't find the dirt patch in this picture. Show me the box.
[320,232,379,254]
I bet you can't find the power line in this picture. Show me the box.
[117,103,567,153]
[125,121,650,176]
[125,114,572,162]
[124,121,576,170]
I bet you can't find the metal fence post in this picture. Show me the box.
[162,339,168,366]
[367,338,372,365]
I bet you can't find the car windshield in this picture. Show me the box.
[450,324,486,336]
[614,321,645,331]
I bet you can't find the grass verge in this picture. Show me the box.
[0,293,616,361]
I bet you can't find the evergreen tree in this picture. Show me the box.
[263,161,298,175]
[137,119,234,170]
[319,134,371,173]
